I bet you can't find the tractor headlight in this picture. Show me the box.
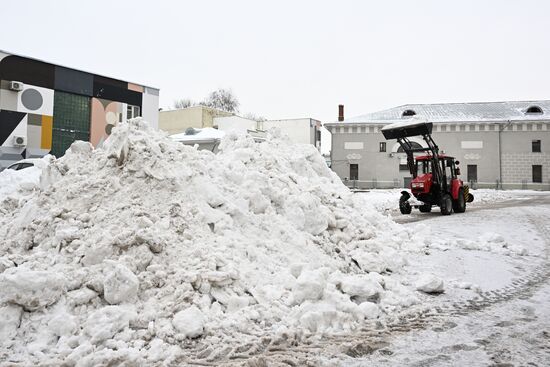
[411,182,425,189]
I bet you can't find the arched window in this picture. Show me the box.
[402,109,416,117]
[526,106,543,114]
[397,141,423,152]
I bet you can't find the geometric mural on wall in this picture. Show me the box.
[0,110,26,146]
[90,97,124,147]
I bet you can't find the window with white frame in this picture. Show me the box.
[126,105,141,120]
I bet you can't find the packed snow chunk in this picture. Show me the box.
[416,273,445,294]
[0,304,23,340]
[350,251,388,273]
[0,268,65,311]
[338,275,384,303]
[172,305,206,338]
[357,302,380,319]
[292,268,328,304]
[84,305,135,344]
[103,262,139,305]
[0,256,15,273]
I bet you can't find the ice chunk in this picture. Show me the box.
[357,302,380,319]
[172,305,205,338]
[0,268,65,311]
[0,304,23,340]
[339,275,384,302]
[416,274,445,294]
[103,263,139,305]
[292,269,328,304]
[84,305,135,343]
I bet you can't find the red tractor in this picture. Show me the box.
[382,120,474,215]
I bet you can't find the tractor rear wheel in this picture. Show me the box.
[419,204,432,213]
[440,194,452,215]
[453,188,466,213]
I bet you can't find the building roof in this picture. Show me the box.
[0,48,158,90]
[170,127,225,142]
[340,100,550,124]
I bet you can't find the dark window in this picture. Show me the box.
[379,142,386,152]
[316,130,321,142]
[532,140,541,153]
[402,109,416,117]
[399,164,409,171]
[467,165,478,182]
[349,164,359,180]
[526,106,543,114]
[533,165,542,183]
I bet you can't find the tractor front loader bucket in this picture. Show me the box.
[381,121,433,140]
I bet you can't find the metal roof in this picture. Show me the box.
[342,100,550,124]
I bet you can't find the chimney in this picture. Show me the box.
[338,104,344,122]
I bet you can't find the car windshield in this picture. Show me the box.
[416,160,431,174]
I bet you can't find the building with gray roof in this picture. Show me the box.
[325,101,550,190]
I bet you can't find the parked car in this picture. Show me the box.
[6,158,49,171]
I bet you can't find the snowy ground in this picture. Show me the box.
[222,201,550,366]
[1,124,549,366]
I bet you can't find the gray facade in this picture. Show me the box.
[326,101,550,190]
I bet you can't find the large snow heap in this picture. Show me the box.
[0,119,420,364]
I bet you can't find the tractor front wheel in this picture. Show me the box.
[453,188,466,213]
[440,194,453,215]
[399,201,412,215]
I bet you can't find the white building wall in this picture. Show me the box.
[214,115,258,134]
[142,88,159,129]
[263,118,315,145]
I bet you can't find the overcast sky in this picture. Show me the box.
[2,0,549,123]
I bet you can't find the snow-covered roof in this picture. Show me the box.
[170,127,225,142]
[340,100,550,124]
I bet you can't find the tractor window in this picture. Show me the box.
[416,160,431,174]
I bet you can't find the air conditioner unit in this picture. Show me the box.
[9,81,24,92]
[13,135,27,146]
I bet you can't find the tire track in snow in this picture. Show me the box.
[181,211,550,366]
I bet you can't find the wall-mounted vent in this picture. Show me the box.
[9,81,24,92]
[13,135,27,146]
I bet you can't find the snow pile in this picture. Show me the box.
[0,119,425,364]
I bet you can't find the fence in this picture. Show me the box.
[343,178,550,191]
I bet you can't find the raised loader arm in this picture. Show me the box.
[381,121,444,185]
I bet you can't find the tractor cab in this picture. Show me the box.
[381,120,473,215]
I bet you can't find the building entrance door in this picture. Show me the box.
[467,165,478,183]
[349,164,358,180]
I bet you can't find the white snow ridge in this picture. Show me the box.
[0,119,425,365]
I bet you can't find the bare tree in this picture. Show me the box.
[243,112,267,122]
[202,88,239,113]
[173,98,195,109]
